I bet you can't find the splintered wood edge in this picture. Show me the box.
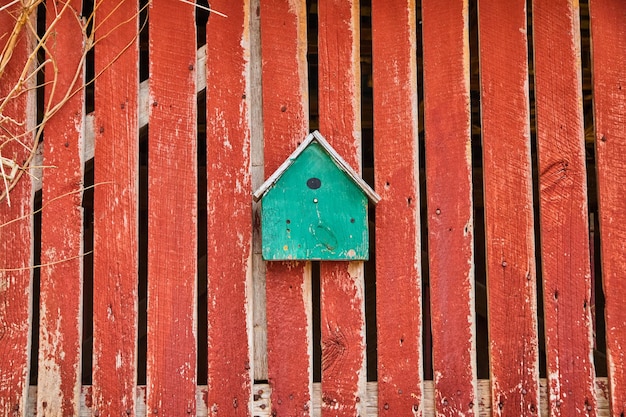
[25,379,610,416]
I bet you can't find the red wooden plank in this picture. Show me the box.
[532,0,597,415]
[478,1,541,414]
[147,1,197,415]
[38,0,86,415]
[259,1,312,415]
[317,2,366,415]
[206,1,253,415]
[589,0,626,414]
[92,0,139,415]
[371,0,423,415]
[0,4,36,415]
[422,1,477,415]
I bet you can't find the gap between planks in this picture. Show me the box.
[25,379,610,416]
[32,45,209,192]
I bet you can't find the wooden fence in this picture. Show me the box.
[0,0,625,416]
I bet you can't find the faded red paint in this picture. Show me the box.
[478,0,541,415]
[147,1,197,415]
[589,0,626,414]
[38,0,85,415]
[92,0,139,415]
[206,1,253,415]
[317,1,366,416]
[371,0,423,415]
[260,0,312,415]
[533,0,597,415]
[422,1,477,415]
[0,4,35,416]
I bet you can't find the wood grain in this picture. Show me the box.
[422,0,477,415]
[38,0,86,415]
[259,0,313,415]
[317,1,366,414]
[92,0,139,415]
[206,1,253,415]
[147,0,197,414]
[478,0,541,415]
[371,0,423,415]
[0,4,36,415]
[589,0,626,414]
[533,0,597,414]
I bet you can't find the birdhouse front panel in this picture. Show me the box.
[261,142,370,260]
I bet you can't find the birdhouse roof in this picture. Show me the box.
[253,130,381,204]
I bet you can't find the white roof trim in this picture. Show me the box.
[253,130,381,204]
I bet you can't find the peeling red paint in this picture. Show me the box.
[0,4,35,416]
[478,0,541,414]
[533,0,597,415]
[589,0,626,414]
[38,0,85,415]
[260,0,312,415]
[146,0,198,414]
[206,1,253,415]
[371,0,423,415]
[92,0,139,415]
[422,1,477,415]
[317,1,366,416]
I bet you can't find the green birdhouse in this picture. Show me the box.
[253,131,381,261]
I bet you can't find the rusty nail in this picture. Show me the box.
[443,399,449,406]
[233,398,238,408]
[303,404,309,410]
[522,389,527,395]
[280,105,287,112]
[260,404,266,410]
[289,394,294,400]
[502,261,507,267]
[153,408,158,414]
[212,405,218,412]
[277,399,282,405]
[152,101,158,107]
[65,142,69,147]
[189,64,194,70]
[600,134,607,142]
[126,409,131,415]
[99,126,104,133]
[413,404,419,411]
[556,400,561,407]
[187,408,192,414]
[398,390,403,395]
[436,209,441,215]
[356,396,361,403]
[121,103,125,109]
[258,389,264,395]
[384,403,389,410]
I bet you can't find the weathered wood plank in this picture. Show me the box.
[259,0,312,415]
[422,1,477,415]
[532,0,597,415]
[206,1,253,415]
[37,0,86,415]
[477,0,541,415]
[589,0,626,414]
[371,0,423,415]
[92,0,139,415]
[317,1,366,415]
[0,3,36,415]
[147,0,197,414]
